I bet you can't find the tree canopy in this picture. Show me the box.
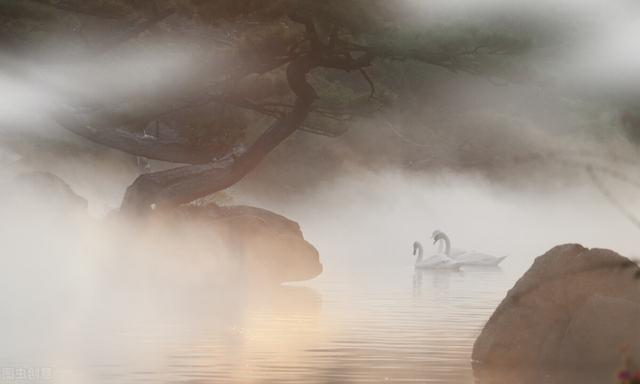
[1,0,539,213]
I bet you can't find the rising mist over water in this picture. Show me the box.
[1,0,640,383]
[2,164,639,383]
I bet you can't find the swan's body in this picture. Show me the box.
[431,230,506,266]
[413,241,462,270]
[452,251,506,266]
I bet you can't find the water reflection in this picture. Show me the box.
[156,285,324,384]
[413,268,462,297]
[1,245,617,383]
[51,284,324,383]
[6,259,512,383]
[473,365,613,384]
[5,168,637,383]
[413,266,506,297]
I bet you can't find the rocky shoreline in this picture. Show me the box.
[473,244,640,369]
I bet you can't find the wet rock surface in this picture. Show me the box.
[4,171,321,284]
[179,204,323,283]
[473,244,640,368]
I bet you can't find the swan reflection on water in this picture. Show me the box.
[412,268,462,297]
[412,266,506,297]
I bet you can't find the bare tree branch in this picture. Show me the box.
[121,96,314,212]
[586,165,640,231]
[359,68,375,100]
[120,33,322,213]
[51,107,233,164]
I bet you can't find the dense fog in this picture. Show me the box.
[1,1,640,383]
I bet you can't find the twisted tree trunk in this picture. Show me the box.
[120,53,320,213]
[46,11,387,215]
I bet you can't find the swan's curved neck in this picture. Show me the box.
[414,242,424,263]
[437,233,451,256]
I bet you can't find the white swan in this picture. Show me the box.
[431,230,506,266]
[413,241,463,270]
[431,230,466,257]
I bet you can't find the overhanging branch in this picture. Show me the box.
[120,46,321,213]
[121,96,314,212]
[51,107,233,164]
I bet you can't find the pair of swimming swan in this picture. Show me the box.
[413,230,506,269]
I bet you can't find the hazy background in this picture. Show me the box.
[1,0,640,382]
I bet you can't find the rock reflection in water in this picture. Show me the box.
[473,365,613,384]
[44,284,324,383]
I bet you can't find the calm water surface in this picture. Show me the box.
[3,239,618,384]
[4,173,637,383]
[43,253,523,383]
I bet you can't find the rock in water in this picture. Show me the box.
[473,244,640,368]
[177,205,323,283]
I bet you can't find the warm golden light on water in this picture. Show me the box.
[1,168,639,383]
[3,0,640,382]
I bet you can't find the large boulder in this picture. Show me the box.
[128,204,323,284]
[185,204,323,283]
[473,244,640,368]
[4,170,320,284]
